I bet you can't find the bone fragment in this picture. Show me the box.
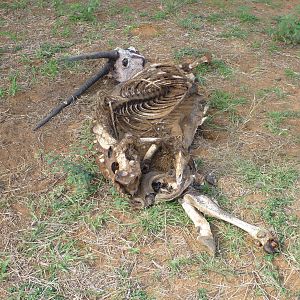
[143,144,159,162]
[175,151,187,186]
[93,123,117,150]
[139,137,162,143]
[183,193,278,253]
[180,198,216,256]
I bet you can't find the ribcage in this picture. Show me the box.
[108,64,195,137]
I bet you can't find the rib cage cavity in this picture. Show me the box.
[107,64,194,136]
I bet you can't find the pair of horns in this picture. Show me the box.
[33,50,120,131]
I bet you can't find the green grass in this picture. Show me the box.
[196,253,234,276]
[237,160,298,193]
[251,0,273,4]
[220,26,248,39]
[36,42,70,59]
[195,59,234,85]
[0,257,10,282]
[114,264,155,300]
[257,86,287,100]
[262,197,297,239]
[0,88,5,98]
[265,111,300,135]
[0,31,18,42]
[235,6,259,23]
[195,60,233,83]
[83,211,111,232]
[168,253,234,276]
[152,0,198,20]
[285,68,300,80]
[219,224,246,257]
[108,4,133,16]
[123,23,139,35]
[261,264,288,296]
[51,19,71,38]
[174,47,209,60]
[209,90,246,112]
[54,0,100,22]
[267,41,280,53]
[138,202,191,235]
[40,59,59,78]
[168,256,195,273]
[8,73,20,96]
[6,122,104,298]
[0,0,29,9]
[273,14,300,45]
[206,12,226,23]
[179,14,202,30]
[109,187,130,211]
[152,11,168,20]
[197,288,208,300]
[251,40,263,49]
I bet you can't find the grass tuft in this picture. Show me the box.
[265,110,300,135]
[220,26,248,39]
[273,14,300,45]
[237,160,299,193]
[174,47,209,60]
[285,68,300,80]
[196,60,233,82]
[198,288,208,300]
[138,202,190,234]
[179,14,203,30]
[54,0,100,22]
[209,90,246,112]
[235,6,259,23]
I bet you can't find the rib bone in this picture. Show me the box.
[183,192,278,253]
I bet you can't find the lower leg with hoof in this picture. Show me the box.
[180,198,216,256]
[183,192,278,253]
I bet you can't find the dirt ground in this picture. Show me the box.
[0,0,300,299]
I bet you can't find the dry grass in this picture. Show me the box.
[0,0,300,299]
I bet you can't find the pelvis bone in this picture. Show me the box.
[35,47,278,256]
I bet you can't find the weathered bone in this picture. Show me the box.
[183,192,278,253]
[180,197,216,256]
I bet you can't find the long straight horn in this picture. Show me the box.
[63,50,119,62]
[33,60,114,131]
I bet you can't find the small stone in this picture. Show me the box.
[205,173,217,186]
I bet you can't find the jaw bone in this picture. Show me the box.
[183,192,278,254]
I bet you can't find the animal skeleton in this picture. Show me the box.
[35,47,278,255]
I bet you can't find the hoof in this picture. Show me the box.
[263,238,279,254]
[197,235,216,257]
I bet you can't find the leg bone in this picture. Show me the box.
[180,198,216,256]
[183,192,278,253]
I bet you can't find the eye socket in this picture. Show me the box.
[111,162,119,173]
[122,58,128,67]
